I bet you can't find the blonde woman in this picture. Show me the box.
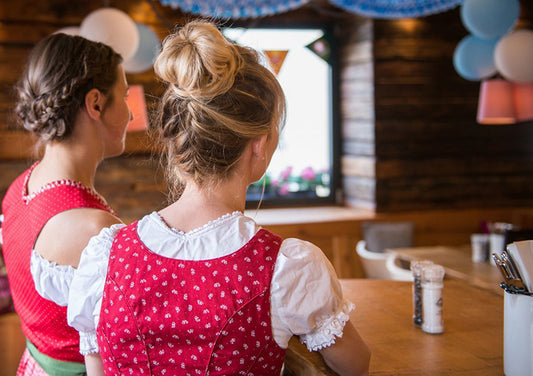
[1,33,130,375]
[61,21,370,376]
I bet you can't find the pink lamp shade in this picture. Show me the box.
[126,85,149,132]
[477,79,516,124]
[513,83,533,123]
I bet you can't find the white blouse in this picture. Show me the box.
[32,211,354,355]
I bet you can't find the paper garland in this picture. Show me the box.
[305,36,331,63]
[264,50,289,75]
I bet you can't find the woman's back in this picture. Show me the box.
[1,32,128,375]
[97,221,284,375]
[2,163,116,362]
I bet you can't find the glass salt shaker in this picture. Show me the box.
[421,264,446,334]
[410,260,434,327]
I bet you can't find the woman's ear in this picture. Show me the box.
[250,134,268,160]
[84,88,105,121]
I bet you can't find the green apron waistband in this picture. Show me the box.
[26,339,86,376]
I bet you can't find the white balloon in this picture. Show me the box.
[123,23,161,74]
[495,30,533,83]
[54,26,80,36]
[80,8,139,61]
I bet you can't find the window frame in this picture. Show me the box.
[222,21,341,209]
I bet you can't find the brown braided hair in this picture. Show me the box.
[15,33,122,141]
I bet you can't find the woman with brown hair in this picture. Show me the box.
[1,32,131,375]
[63,21,370,375]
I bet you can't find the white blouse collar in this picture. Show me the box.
[149,210,244,237]
[137,211,258,261]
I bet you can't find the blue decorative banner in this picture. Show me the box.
[157,0,462,19]
[158,0,311,19]
[329,0,463,19]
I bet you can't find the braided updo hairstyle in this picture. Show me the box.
[15,33,122,141]
[153,21,286,198]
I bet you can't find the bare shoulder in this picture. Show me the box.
[62,208,122,233]
[34,208,123,267]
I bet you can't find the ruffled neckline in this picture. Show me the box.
[151,210,244,237]
[22,161,115,215]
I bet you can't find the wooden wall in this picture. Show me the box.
[340,1,533,212]
[338,16,376,210]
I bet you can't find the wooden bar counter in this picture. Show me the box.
[285,279,503,376]
[389,245,504,295]
[1,279,504,376]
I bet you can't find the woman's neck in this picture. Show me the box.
[159,178,248,233]
[29,140,101,192]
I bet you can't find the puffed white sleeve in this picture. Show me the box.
[67,223,125,355]
[31,252,75,306]
[270,238,355,352]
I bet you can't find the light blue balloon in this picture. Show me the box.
[123,23,161,74]
[453,35,498,81]
[461,0,520,40]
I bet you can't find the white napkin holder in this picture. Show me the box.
[504,292,533,376]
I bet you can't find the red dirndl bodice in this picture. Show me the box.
[97,222,286,375]
[2,163,114,363]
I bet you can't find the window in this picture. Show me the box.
[223,26,339,207]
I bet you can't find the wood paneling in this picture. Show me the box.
[340,1,533,212]
[338,15,376,208]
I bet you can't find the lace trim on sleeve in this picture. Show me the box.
[31,251,75,306]
[79,331,99,356]
[299,299,355,352]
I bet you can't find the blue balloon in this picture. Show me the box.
[124,23,161,74]
[453,35,498,81]
[461,0,520,40]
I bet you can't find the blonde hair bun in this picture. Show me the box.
[154,21,242,101]
[153,20,286,197]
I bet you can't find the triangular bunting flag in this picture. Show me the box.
[264,50,289,75]
[305,36,331,63]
